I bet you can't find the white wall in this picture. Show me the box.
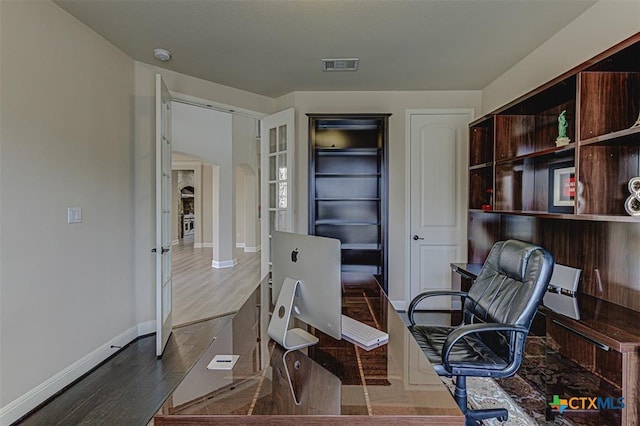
[482,0,640,115]
[233,115,260,251]
[0,1,135,422]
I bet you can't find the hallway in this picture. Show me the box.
[171,240,261,326]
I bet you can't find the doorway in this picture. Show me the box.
[407,110,472,310]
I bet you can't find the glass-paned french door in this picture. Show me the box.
[261,108,295,279]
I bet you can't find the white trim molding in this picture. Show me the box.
[212,258,238,269]
[390,300,408,312]
[243,245,260,253]
[194,242,213,249]
[0,325,141,426]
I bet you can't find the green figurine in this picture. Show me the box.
[556,110,570,146]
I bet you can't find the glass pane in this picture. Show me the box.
[278,124,287,151]
[270,211,276,233]
[278,182,287,208]
[277,210,288,230]
[269,183,276,208]
[278,154,287,180]
[269,155,276,181]
[269,127,277,153]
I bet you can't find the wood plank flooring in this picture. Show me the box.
[18,316,232,425]
[172,241,261,326]
[17,241,261,425]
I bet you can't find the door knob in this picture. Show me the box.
[412,235,424,241]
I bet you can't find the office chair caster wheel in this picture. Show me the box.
[497,415,508,422]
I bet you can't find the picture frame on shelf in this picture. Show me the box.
[548,161,575,214]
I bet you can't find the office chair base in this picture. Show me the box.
[464,408,508,425]
[453,376,508,425]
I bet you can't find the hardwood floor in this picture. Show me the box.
[19,316,232,425]
[172,240,261,326]
[17,240,261,425]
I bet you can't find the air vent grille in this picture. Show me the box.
[321,58,359,72]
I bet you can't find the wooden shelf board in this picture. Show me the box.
[469,162,493,170]
[494,143,576,165]
[315,173,380,177]
[579,126,640,147]
[315,220,380,226]
[316,198,380,201]
[315,148,380,156]
[469,209,640,223]
[341,244,381,250]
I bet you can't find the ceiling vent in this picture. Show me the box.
[321,58,359,72]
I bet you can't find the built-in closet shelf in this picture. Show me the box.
[341,265,382,274]
[469,163,493,171]
[315,220,380,226]
[315,173,381,177]
[341,244,382,250]
[315,148,380,156]
[309,113,390,291]
[315,197,381,201]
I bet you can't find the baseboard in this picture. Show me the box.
[137,320,156,336]
[1,293,411,426]
[391,299,407,311]
[243,245,260,253]
[194,242,213,248]
[0,324,142,426]
[236,242,246,248]
[212,258,237,269]
[171,239,179,246]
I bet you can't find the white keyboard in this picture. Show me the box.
[341,315,388,348]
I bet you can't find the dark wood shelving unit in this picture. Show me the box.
[467,32,640,426]
[308,114,390,290]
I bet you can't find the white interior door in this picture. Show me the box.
[156,74,173,356]
[409,111,471,310]
[260,108,295,280]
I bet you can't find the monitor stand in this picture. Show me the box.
[268,277,319,350]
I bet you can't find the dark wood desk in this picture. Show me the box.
[154,273,463,424]
[451,262,640,425]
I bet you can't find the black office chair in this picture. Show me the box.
[408,240,554,425]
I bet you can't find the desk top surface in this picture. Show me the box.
[451,262,640,352]
[155,273,462,424]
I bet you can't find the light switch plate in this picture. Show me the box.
[67,207,82,224]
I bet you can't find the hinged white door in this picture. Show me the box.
[156,74,173,356]
[260,108,295,280]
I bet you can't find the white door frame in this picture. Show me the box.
[172,161,203,246]
[403,108,474,311]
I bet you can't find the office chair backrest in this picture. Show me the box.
[464,240,554,361]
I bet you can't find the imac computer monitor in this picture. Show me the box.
[268,231,342,350]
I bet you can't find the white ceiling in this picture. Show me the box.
[54,0,597,98]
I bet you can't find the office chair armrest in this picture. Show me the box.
[441,323,529,374]
[407,290,468,326]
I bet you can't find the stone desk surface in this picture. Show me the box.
[154,273,463,425]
